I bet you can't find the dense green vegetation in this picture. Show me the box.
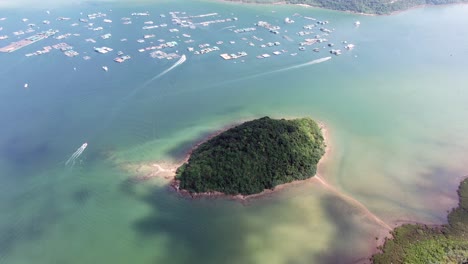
[372,178,468,264]
[176,117,325,195]
[225,0,468,15]
[288,0,468,15]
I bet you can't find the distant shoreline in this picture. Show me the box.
[210,0,468,16]
[212,0,376,16]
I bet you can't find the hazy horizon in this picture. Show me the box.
[0,0,165,8]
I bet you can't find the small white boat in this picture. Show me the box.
[24,83,28,88]
[345,44,355,50]
[102,66,108,72]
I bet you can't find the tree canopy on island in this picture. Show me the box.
[176,117,325,195]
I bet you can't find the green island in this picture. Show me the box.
[175,117,325,195]
[372,178,468,264]
[225,0,468,15]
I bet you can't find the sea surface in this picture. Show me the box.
[1,1,468,263]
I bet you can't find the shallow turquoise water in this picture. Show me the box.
[0,1,468,263]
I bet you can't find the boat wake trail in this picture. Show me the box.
[214,56,332,87]
[65,142,88,166]
[122,54,187,100]
[100,55,187,135]
[275,56,332,72]
[314,175,392,231]
[220,25,236,31]
[142,54,187,87]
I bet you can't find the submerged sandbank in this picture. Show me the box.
[117,119,468,262]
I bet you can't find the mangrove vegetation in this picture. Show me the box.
[372,178,468,264]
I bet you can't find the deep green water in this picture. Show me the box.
[1,1,468,263]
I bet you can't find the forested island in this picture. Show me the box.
[224,0,468,15]
[175,117,325,195]
[372,178,468,263]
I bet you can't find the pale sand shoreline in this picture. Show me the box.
[126,119,332,202]
[172,121,332,201]
[120,120,392,262]
[117,118,464,262]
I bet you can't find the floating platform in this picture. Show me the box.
[0,30,57,53]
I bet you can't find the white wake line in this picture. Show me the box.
[276,56,332,72]
[103,54,188,129]
[65,143,87,166]
[213,56,332,87]
[142,54,187,87]
[220,25,236,31]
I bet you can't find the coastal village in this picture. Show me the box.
[0,8,358,72]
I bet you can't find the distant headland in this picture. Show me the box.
[220,0,468,15]
[173,116,326,196]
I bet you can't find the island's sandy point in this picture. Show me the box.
[116,119,466,262]
[123,119,331,202]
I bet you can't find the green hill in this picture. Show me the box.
[289,0,468,14]
[176,117,325,195]
[225,0,468,15]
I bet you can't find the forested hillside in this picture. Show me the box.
[225,0,468,14]
[176,117,325,195]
